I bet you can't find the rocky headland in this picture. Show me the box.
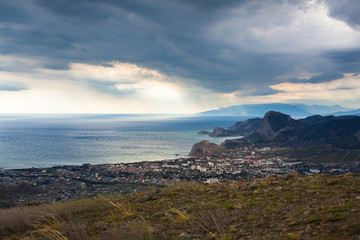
[191,111,360,157]
[198,117,262,137]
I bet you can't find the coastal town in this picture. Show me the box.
[1,145,359,208]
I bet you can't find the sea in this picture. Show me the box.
[0,114,246,169]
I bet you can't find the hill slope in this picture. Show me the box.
[1,174,360,240]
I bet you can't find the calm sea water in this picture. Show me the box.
[0,114,245,169]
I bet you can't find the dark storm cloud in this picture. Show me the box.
[324,0,360,28]
[34,0,112,21]
[323,50,360,64]
[286,72,348,84]
[0,0,359,95]
[181,0,249,10]
[307,73,344,83]
[2,0,266,90]
[0,1,31,23]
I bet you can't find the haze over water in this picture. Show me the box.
[0,114,244,169]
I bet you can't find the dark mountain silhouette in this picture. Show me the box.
[299,115,336,125]
[255,111,299,139]
[199,118,262,137]
[221,111,360,149]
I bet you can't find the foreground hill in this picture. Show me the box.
[1,174,360,239]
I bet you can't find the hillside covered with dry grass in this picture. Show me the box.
[1,173,360,240]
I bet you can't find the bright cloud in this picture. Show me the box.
[1,58,360,113]
[268,73,360,107]
[67,62,164,83]
[144,82,182,102]
[56,62,183,103]
[1,56,359,113]
[208,0,360,53]
[0,58,234,113]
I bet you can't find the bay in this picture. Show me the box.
[0,114,245,169]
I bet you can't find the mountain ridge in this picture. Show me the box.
[199,117,262,137]
[191,111,360,157]
[223,111,360,149]
[200,103,353,117]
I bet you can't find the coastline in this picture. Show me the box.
[2,147,359,208]
[0,114,245,169]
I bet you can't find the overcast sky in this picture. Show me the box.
[0,0,360,113]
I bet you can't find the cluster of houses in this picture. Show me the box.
[1,148,359,206]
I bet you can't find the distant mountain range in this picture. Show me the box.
[332,108,360,116]
[200,103,357,117]
[191,111,360,157]
[222,111,360,149]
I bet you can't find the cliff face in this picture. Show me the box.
[201,118,261,137]
[228,118,262,136]
[256,111,299,139]
[208,126,230,137]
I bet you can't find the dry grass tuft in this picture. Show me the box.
[107,200,135,220]
[169,205,193,223]
[35,225,68,240]
[0,205,55,233]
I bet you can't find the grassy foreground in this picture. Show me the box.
[1,173,360,240]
